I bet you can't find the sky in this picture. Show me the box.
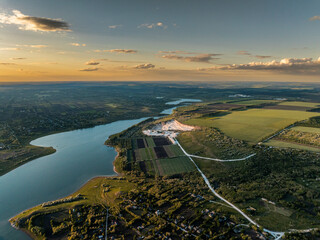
[0,0,320,82]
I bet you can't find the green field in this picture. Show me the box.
[279,101,320,108]
[231,99,280,105]
[291,126,320,134]
[184,109,320,143]
[145,137,156,147]
[264,140,320,152]
[129,136,194,176]
[154,157,195,176]
[163,145,184,157]
[140,155,195,176]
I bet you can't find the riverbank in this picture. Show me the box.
[0,145,56,177]
[0,110,162,177]
[112,147,121,175]
[10,175,137,239]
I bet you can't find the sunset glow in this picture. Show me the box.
[1,0,320,82]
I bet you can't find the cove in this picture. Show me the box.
[0,117,147,240]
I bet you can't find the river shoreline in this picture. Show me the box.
[3,99,201,240]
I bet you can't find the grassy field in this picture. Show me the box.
[264,140,320,152]
[291,126,320,133]
[279,101,320,108]
[230,100,280,105]
[184,109,320,143]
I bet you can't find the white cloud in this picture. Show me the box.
[198,57,320,75]
[159,50,197,54]
[0,47,20,51]
[310,16,320,21]
[138,22,167,29]
[70,43,86,47]
[0,10,70,32]
[18,44,47,48]
[108,24,122,29]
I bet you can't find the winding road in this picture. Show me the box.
[188,153,256,162]
[174,138,285,240]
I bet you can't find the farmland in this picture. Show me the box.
[230,99,280,105]
[264,125,320,152]
[264,140,320,152]
[184,109,320,143]
[111,135,195,176]
[291,126,320,134]
[278,101,320,108]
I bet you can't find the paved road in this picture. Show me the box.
[188,153,256,162]
[174,138,284,240]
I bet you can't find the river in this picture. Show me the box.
[0,99,200,240]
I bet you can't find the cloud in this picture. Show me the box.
[95,49,137,54]
[19,44,47,48]
[10,57,26,60]
[162,53,222,63]
[85,60,100,65]
[0,10,70,32]
[159,50,197,54]
[237,50,251,55]
[108,24,122,29]
[79,67,100,72]
[0,47,21,51]
[237,51,272,59]
[138,22,167,29]
[198,57,320,74]
[70,43,86,47]
[254,55,272,59]
[0,62,16,65]
[309,16,320,21]
[133,63,155,69]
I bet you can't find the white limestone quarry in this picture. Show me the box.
[143,119,195,143]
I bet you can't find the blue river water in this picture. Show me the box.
[0,99,200,240]
[0,118,147,239]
